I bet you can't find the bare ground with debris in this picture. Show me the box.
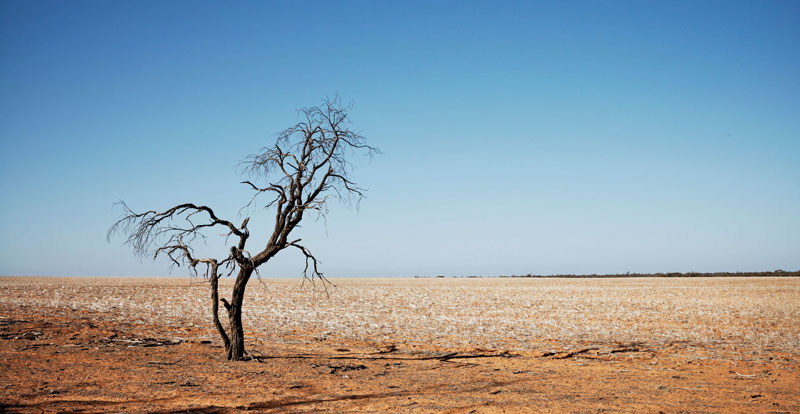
[1,277,798,413]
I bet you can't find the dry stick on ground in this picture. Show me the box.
[540,346,648,359]
[108,97,379,361]
[548,347,600,359]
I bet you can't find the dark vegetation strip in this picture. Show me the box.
[417,270,800,278]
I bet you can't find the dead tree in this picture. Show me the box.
[108,98,377,361]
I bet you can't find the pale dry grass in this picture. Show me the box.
[1,277,798,356]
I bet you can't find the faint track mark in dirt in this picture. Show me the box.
[1,397,192,413]
[244,392,405,410]
[242,379,521,413]
[148,409,228,414]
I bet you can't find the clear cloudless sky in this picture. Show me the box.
[1,0,798,277]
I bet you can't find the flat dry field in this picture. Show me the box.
[1,276,798,413]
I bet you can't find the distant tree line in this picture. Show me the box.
[415,270,800,278]
[500,270,800,278]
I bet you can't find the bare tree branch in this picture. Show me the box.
[241,96,379,270]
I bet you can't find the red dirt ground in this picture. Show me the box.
[2,303,798,413]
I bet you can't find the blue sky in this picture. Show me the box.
[1,0,798,277]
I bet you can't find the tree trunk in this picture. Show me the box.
[209,265,230,354]
[227,307,245,361]
[227,266,252,361]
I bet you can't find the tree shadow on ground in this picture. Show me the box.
[238,348,523,413]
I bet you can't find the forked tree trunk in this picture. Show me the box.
[226,266,253,361]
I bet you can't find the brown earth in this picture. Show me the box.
[1,277,798,413]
